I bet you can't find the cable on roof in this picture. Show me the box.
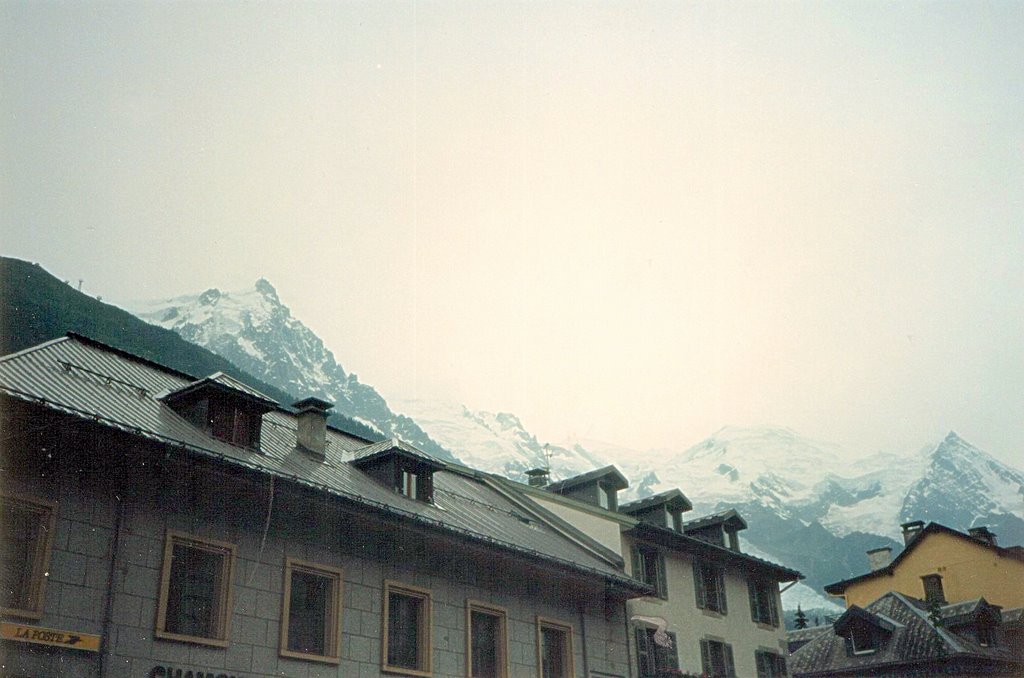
[57,360,148,397]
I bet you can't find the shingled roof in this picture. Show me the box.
[789,592,1023,677]
[0,334,648,594]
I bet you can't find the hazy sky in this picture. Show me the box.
[3,1,1022,466]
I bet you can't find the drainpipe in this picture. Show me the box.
[99,490,127,678]
[579,605,590,678]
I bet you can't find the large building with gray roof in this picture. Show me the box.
[0,334,649,678]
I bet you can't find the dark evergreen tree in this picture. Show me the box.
[794,604,809,629]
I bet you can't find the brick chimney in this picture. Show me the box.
[293,397,333,459]
[968,526,997,547]
[525,468,550,488]
[866,546,893,571]
[901,520,925,545]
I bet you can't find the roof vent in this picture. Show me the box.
[968,526,997,547]
[525,468,550,488]
[900,520,925,546]
[293,397,333,459]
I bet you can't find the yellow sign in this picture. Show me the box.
[0,622,101,652]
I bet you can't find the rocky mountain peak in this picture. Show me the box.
[254,277,279,302]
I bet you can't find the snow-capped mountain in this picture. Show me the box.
[392,398,606,482]
[129,280,456,461]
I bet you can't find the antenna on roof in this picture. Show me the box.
[543,443,552,471]
[77,279,84,292]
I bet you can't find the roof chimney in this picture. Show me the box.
[293,397,333,459]
[525,468,550,488]
[968,526,997,547]
[866,546,893,571]
[901,520,925,546]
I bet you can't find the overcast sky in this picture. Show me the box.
[3,1,1022,466]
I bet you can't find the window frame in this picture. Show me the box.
[700,638,736,677]
[0,493,58,620]
[694,560,727,614]
[382,580,433,677]
[466,600,509,678]
[633,544,668,599]
[536,616,575,678]
[279,557,343,664]
[155,530,237,647]
[754,649,787,678]
[635,626,679,677]
[748,578,780,627]
[848,624,876,655]
[921,573,945,604]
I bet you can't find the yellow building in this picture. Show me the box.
[824,521,1024,610]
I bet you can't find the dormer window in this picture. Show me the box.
[545,466,628,512]
[162,372,277,451]
[977,622,996,647]
[833,605,894,657]
[620,490,693,532]
[351,439,443,504]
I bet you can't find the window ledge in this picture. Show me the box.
[279,649,341,664]
[0,606,44,620]
[755,622,778,631]
[382,665,433,677]
[701,609,726,618]
[154,629,230,648]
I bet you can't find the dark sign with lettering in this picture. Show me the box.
[148,667,244,678]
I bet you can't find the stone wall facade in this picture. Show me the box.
[0,410,633,678]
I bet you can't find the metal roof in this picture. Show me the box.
[0,335,645,593]
[682,508,748,532]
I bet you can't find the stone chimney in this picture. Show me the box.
[901,520,926,546]
[293,397,333,459]
[866,546,893,571]
[968,526,997,547]
[525,468,550,488]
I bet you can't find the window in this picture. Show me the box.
[467,601,507,678]
[921,574,945,604]
[632,545,667,599]
[635,627,678,677]
[977,623,996,647]
[536,617,574,678]
[401,470,419,499]
[211,401,259,448]
[0,494,57,619]
[848,624,876,655]
[694,561,727,614]
[395,466,433,503]
[280,558,342,663]
[383,581,432,676]
[748,579,780,627]
[156,531,236,646]
[700,639,735,677]
[755,650,787,678]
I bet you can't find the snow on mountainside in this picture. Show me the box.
[129,280,456,461]
[392,398,606,483]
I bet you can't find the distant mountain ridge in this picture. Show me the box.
[129,281,457,462]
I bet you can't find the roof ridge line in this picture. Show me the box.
[0,335,71,363]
